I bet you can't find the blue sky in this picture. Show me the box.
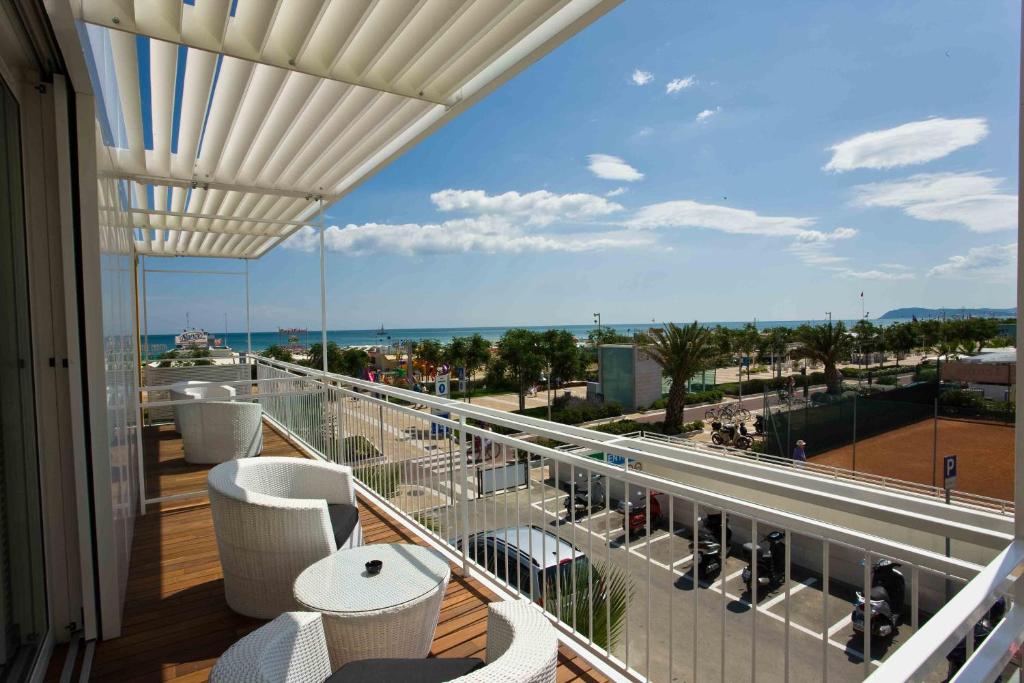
[145,0,1019,334]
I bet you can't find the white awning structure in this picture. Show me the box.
[75,0,621,258]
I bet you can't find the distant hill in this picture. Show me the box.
[878,307,1016,320]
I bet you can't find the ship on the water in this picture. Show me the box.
[174,328,226,350]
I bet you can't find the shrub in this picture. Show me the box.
[649,389,723,409]
[353,463,401,498]
[875,375,898,386]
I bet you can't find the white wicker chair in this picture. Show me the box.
[178,400,263,464]
[450,600,558,683]
[209,612,332,683]
[210,600,558,683]
[170,380,236,432]
[208,457,363,619]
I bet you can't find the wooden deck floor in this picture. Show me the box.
[92,423,606,682]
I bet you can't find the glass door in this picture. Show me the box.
[0,74,48,679]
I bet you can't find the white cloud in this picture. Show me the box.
[587,154,644,182]
[636,126,654,137]
[666,76,696,94]
[836,269,914,281]
[627,199,815,236]
[695,107,720,122]
[851,172,1016,233]
[283,220,652,256]
[631,69,653,86]
[786,227,859,266]
[430,189,622,226]
[928,243,1016,278]
[605,187,627,197]
[824,117,988,172]
[282,187,640,256]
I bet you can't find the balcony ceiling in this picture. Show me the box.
[76,0,620,258]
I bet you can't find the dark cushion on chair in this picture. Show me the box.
[326,658,484,683]
[327,503,360,548]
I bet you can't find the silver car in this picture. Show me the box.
[460,525,589,602]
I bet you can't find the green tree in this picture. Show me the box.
[793,322,853,394]
[637,322,717,434]
[443,336,469,369]
[588,327,631,346]
[962,318,999,353]
[541,329,585,385]
[262,344,294,363]
[496,329,545,411]
[737,325,761,382]
[761,327,791,378]
[886,323,916,367]
[710,325,735,367]
[339,348,370,378]
[306,341,344,373]
[414,339,444,379]
[463,334,491,402]
[852,319,878,369]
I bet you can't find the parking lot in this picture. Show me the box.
[355,409,955,681]
[452,472,955,682]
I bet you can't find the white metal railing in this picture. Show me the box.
[248,355,1021,682]
[636,431,1014,515]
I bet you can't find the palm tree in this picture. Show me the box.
[793,322,852,394]
[637,322,717,434]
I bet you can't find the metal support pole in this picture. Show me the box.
[851,394,858,472]
[141,255,149,364]
[318,198,328,374]
[459,416,471,573]
[932,398,939,488]
[245,259,252,357]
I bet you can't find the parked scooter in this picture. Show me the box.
[618,489,663,537]
[753,414,766,436]
[563,474,607,520]
[947,597,1007,678]
[741,530,786,590]
[710,420,754,449]
[851,558,905,637]
[689,513,733,579]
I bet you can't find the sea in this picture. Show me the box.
[142,319,912,355]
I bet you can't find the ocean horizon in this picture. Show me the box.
[141,318,915,355]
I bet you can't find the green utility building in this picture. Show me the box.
[597,344,717,411]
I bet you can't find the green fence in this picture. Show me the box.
[764,386,935,458]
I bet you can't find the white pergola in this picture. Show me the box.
[77,0,621,363]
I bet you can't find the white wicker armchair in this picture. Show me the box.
[209,612,332,683]
[450,600,558,683]
[177,400,263,464]
[170,380,236,432]
[210,600,558,683]
[208,457,363,619]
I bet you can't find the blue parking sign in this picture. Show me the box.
[943,454,957,490]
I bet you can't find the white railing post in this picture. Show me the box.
[459,415,471,574]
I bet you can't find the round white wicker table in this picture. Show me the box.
[293,543,451,669]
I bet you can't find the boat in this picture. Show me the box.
[376,324,387,337]
[175,328,213,350]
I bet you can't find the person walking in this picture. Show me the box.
[792,439,807,466]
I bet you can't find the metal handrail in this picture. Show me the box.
[249,356,1022,682]
[248,355,1012,549]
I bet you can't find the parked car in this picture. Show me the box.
[458,526,590,602]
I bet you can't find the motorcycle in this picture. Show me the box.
[753,414,766,436]
[563,474,606,520]
[947,597,1007,678]
[618,489,663,537]
[741,530,786,590]
[711,420,753,449]
[689,513,733,579]
[851,558,905,638]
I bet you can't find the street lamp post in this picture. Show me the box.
[593,312,602,334]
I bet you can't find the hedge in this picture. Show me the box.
[648,389,723,409]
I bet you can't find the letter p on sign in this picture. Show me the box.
[943,455,957,490]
